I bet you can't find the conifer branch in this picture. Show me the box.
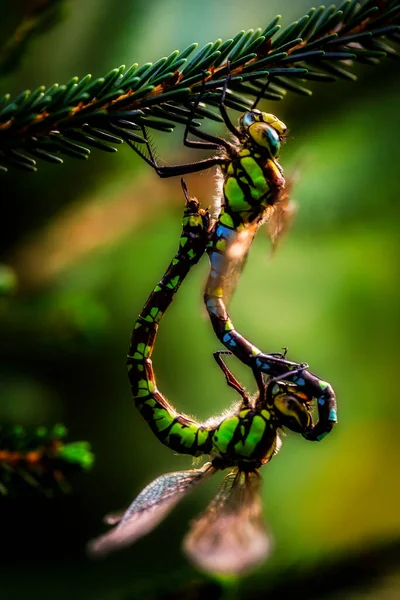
[0,423,94,496]
[0,0,399,172]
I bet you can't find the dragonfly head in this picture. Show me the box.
[269,382,312,433]
[239,110,287,158]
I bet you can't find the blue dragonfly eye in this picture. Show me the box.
[240,112,257,129]
[261,125,280,157]
[247,122,280,157]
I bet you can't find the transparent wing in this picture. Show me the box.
[183,468,271,576]
[217,222,258,307]
[88,463,214,557]
[103,511,124,525]
[265,175,297,253]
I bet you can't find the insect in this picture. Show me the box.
[0,423,93,495]
[132,73,337,441]
[88,184,329,575]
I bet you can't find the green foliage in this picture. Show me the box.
[0,0,398,172]
[0,0,67,76]
[0,264,17,296]
[0,423,94,496]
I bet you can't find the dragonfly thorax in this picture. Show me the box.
[210,408,281,469]
[209,378,314,469]
[220,113,287,217]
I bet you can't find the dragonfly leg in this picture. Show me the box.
[219,61,243,139]
[180,69,234,153]
[184,124,232,152]
[268,347,288,360]
[213,350,250,406]
[251,79,271,110]
[265,364,310,405]
[127,70,237,174]
[252,367,267,402]
[127,126,227,178]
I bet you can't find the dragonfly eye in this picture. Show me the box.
[272,393,312,433]
[260,113,288,137]
[247,123,281,157]
[239,111,258,129]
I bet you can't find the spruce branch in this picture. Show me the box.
[0,0,399,173]
[0,423,94,496]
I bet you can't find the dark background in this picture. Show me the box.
[0,1,400,598]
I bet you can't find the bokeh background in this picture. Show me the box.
[0,1,399,598]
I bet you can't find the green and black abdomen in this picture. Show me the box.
[127,201,212,458]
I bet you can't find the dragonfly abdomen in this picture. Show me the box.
[205,291,262,364]
[128,346,212,456]
[205,218,262,364]
[127,193,213,457]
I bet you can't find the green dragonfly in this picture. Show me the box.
[88,183,326,575]
[131,71,337,441]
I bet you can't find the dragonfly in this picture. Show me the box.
[88,183,330,575]
[131,70,337,441]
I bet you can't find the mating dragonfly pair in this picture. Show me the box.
[88,88,337,575]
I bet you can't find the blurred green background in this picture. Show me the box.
[1,1,400,598]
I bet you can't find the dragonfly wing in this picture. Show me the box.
[265,174,297,252]
[218,224,258,307]
[183,469,271,576]
[267,195,297,252]
[103,510,124,525]
[88,463,214,557]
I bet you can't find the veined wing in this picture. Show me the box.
[214,221,259,308]
[88,462,214,557]
[103,511,125,525]
[183,468,271,576]
[265,176,297,253]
